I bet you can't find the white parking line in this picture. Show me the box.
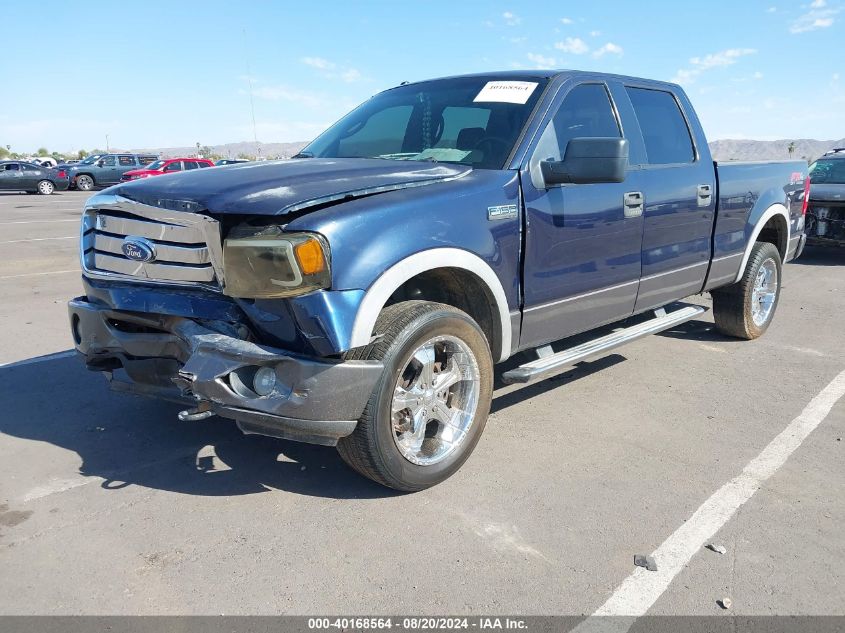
[0,219,79,225]
[0,269,78,280]
[574,369,845,631]
[0,350,76,369]
[0,236,76,244]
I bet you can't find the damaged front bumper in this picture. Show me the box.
[68,297,383,446]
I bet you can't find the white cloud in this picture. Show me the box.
[300,57,362,84]
[560,17,574,24]
[527,52,557,69]
[834,73,841,81]
[790,4,840,32]
[555,37,589,55]
[766,6,777,12]
[301,56,335,70]
[503,11,521,26]
[753,71,764,79]
[672,48,757,84]
[593,42,623,57]
[589,30,602,37]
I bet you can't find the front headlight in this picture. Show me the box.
[222,226,331,299]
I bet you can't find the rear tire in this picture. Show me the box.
[75,174,94,191]
[712,241,782,340]
[37,180,54,195]
[337,301,493,491]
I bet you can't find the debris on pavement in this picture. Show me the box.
[634,554,658,571]
[707,543,727,554]
[718,598,732,610]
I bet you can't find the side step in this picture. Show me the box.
[501,304,707,385]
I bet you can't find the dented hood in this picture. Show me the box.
[108,158,471,216]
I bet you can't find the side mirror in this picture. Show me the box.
[540,137,629,186]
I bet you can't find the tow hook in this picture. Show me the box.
[178,401,214,422]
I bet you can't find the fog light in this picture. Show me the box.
[253,367,277,396]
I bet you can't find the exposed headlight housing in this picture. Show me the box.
[222,226,331,298]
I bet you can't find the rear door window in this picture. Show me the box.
[183,160,199,170]
[5,163,20,171]
[118,155,135,166]
[625,87,695,165]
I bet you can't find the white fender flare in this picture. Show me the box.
[733,203,790,284]
[349,248,512,362]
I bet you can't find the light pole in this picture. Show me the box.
[105,134,110,152]
[196,142,201,158]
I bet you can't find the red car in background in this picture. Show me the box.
[121,157,214,181]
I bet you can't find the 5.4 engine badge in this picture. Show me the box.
[487,204,518,220]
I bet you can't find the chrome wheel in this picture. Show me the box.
[391,335,480,466]
[751,257,778,326]
[37,180,54,195]
[76,175,93,191]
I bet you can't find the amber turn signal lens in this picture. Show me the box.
[294,238,327,275]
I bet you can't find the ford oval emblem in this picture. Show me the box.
[121,237,156,262]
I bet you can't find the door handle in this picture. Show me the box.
[623,191,644,218]
[697,184,712,207]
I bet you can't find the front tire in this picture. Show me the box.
[337,301,493,491]
[37,180,54,195]
[75,175,94,191]
[712,241,782,339]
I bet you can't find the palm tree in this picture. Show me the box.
[787,141,796,157]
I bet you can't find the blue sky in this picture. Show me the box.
[1,0,842,153]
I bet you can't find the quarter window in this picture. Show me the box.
[626,87,695,165]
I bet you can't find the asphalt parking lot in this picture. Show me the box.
[0,190,843,618]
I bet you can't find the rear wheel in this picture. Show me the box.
[75,175,94,191]
[37,180,54,195]
[712,241,782,339]
[337,301,493,491]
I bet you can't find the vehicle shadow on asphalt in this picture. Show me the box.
[793,245,845,266]
[0,355,399,500]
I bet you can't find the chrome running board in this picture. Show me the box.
[502,304,707,385]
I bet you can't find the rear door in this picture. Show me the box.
[519,80,645,348]
[20,163,43,189]
[116,155,137,180]
[621,84,716,311]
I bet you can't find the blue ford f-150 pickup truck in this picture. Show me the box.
[68,71,810,491]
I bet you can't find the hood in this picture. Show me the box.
[122,168,160,178]
[106,158,471,216]
[808,183,845,203]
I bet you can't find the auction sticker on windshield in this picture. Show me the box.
[474,81,538,104]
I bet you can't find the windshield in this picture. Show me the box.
[809,158,845,184]
[145,160,167,170]
[302,76,549,169]
[78,154,105,165]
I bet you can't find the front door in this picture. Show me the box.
[0,163,24,190]
[519,82,644,349]
[98,156,118,184]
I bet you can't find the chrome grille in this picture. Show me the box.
[81,194,224,289]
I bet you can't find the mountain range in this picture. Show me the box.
[126,137,845,163]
